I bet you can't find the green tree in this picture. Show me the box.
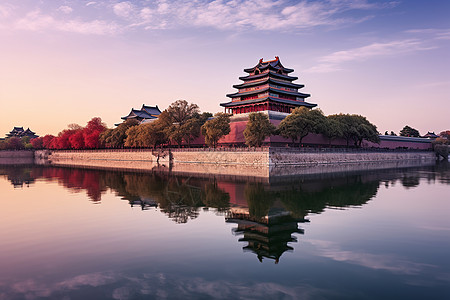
[166,100,200,125]
[139,121,167,148]
[162,100,201,147]
[201,113,231,148]
[322,117,343,146]
[277,107,326,145]
[181,112,212,147]
[244,112,276,147]
[102,119,139,148]
[328,114,379,147]
[124,125,142,148]
[399,125,420,137]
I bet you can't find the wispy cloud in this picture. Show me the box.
[113,1,134,19]
[306,39,435,73]
[309,240,435,275]
[58,5,73,14]
[14,10,120,35]
[1,271,335,299]
[2,0,398,35]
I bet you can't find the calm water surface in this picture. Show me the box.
[0,164,449,300]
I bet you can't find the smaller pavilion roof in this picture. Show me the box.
[141,104,161,116]
[121,109,154,120]
[423,132,439,138]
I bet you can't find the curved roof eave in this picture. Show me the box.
[233,78,304,89]
[239,72,298,81]
[220,97,317,108]
[226,87,310,98]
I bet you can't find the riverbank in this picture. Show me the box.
[33,148,436,178]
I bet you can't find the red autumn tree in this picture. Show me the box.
[56,130,75,149]
[42,135,55,149]
[83,117,106,149]
[30,137,44,149]
[7,137,24,150]
[69,130,85,149]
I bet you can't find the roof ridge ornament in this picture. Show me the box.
[259,58,263,63]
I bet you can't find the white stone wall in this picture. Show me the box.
[269,150,436,166]
[36,148,436,178]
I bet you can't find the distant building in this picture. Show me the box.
[423,132,439,139]
[221,56,316,114]
[120,104,161,124]
[6,127,38,139]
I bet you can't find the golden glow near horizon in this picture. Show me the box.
[0,1,449,137]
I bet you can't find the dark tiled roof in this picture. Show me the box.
[227,87,309,98]
[141,105,161,116]
[233,78,304,89]
[239,71,298,82]
[243,57,294,74]
[220,97,317,108]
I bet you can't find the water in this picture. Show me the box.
[0,164,449,299]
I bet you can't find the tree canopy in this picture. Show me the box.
[399,125,420,137]
[277,107,326,145]
[244,112,276,147]
[201,113,231,148]
[328,114,379,147]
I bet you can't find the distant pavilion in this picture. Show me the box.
[221,56,316,114]
[120,104,161,124]
[6,127,38,139]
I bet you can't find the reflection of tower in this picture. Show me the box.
[5,169,35,188]
[226,204,306,263]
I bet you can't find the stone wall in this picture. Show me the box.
[35,149,159,171]
[0,150,34,164]
[269,149,435,166]
[0,150,34,158]
[35,148,436,178]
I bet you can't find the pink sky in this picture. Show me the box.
[0,0,449,137]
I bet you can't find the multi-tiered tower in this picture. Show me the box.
[220,57,316,114]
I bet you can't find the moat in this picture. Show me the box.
[1,163,449,299]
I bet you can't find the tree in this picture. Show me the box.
[399,125,420,137]
[138,121,167,148]
[56,129,75,149]
[201,113,231,148]
[7,137,24,150]
[328,114,379,147]
[30,137,44,149]
[166,100,199,125]
[104,119,139,148]
[83,117,106,148]
[163,100,201,147]
[277,107,326,145]
[322,117,343,146]
[124,126,142,148]
[244,112,276,147]
[440,130,450,139]
[390,131,397,136]
[69,130,85,149]
[181,112,212,147]
[42,135,55,149]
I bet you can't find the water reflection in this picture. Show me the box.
[2,163,448,265]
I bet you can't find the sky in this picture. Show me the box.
[0,0,449,136]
